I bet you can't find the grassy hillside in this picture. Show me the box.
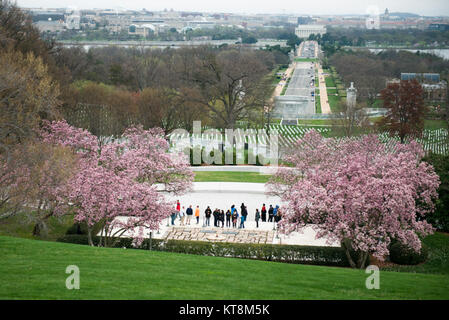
[1,236,448,300]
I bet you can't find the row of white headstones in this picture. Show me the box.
[167,126,449,155]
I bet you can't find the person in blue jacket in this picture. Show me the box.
[239,213,245,229]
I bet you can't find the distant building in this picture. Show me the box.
[428,23,449,31]
[128,24,156,37]
[105,15,131,33]
[401,73,440,83]
[297,16,313,25]
[387,73,447,102]
[422,83,447,102]
[186,20,216,29]
[66,14,80,30]
[34,20,65,32]
[366,17,380,30]
[31,12,65,23]
[294,24,326,39]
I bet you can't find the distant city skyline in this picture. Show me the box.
[16,0,449,17]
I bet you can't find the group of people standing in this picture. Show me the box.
[170,201,281,229]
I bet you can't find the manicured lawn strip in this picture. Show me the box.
[297,119,333,126]
[371,99,384,109]
[328,95,343,113]
[325,76,336,88]
[0,236,448,299]
[424,119,448,130]
[316,95,322,114]
[194,171,271,183]
[294,58,317,62]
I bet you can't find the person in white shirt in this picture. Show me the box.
[179,206,186,226]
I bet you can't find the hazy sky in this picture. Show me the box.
[16,0,449,16]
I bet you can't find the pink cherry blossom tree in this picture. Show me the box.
[267,130,439,268]
[41,120,193,246]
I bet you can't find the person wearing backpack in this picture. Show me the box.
[268,205,274,222]
[231,206,238,228]
[225,209,231,228]
[205,206,212,226]
[255,209,260,228]
[239,213,245,229]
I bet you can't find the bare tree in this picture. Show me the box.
[0,49,60,159]
[179,46,274,129]
[331,101,371,137]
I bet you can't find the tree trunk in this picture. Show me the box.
[342,239,357,268]
[87,227,93,246]
[358,252,369,269]
[32,222,41,237]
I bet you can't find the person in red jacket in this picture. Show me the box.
[261,204,267,222]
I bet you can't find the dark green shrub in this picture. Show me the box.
[57,235,355,267]
[58,234,97,245]
[389,242,429,265]
[422,153,449,232]
[65,223,84,235]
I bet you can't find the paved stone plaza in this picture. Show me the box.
[163,226,275,244]
[113,180,339,247]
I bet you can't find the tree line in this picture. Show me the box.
[0,0,194,239]
[315,27,449,49]
[328,49,449,107]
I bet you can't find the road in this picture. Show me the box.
[283,41,317,116]
[284,62,315,97]
[272,40,333,122]
[299,40,331,114]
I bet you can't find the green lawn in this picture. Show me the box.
[328,95,343,113]
[325,76,336,88]
[194,171,271,183]
[424,119,447,130]
[315,96,322,114]
[1,235,448,299]
[371,99,384,109]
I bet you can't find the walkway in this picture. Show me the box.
[317,63,331,114]
[271,62,296,100]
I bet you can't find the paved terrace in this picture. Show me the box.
[112,181,339,247]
